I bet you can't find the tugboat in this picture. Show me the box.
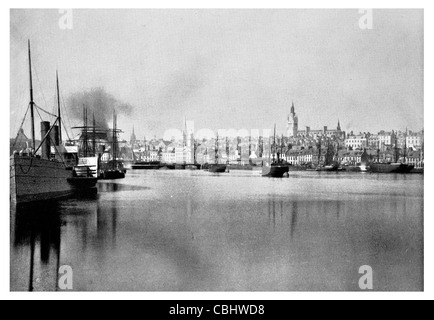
[10,42,97,204]
[209,133,227,173]
[262,125,289,178]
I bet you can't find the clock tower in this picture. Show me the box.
[287,101,299,138]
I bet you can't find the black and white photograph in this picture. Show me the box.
[5,5,430,299]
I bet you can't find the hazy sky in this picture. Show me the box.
[10,9,423,140]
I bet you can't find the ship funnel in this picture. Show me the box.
[41,121,51,159]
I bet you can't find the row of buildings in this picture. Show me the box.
[10,102,424,168]
[125,102,423,167]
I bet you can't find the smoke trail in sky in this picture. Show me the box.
[67,87,133,129]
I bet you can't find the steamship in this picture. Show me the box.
[10,41,97,205]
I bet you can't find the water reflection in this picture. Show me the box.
[10,172,424,291]
[11,203,61,291]
[98,182,150,193]
[290,201,298,240]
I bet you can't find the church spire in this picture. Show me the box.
[130,125,137,146]
[337,119,341,131]
[291,101,295,115]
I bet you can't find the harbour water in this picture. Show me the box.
[10,170,423,291]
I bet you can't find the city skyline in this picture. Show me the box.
[11,9,423,142]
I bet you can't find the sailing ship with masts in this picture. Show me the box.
[10,41,97,204]
[208,133,227,173]
[99,110,127,179]
[262,125,290,178]
[72,106,102,178]
[369,129,414,173]
[313,137,339,172]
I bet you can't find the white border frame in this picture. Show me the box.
[1,1,431,300]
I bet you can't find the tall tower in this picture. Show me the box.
[130,125,137,146]
[287,101,299,138]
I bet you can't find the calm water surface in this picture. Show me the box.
[11,170,424,291]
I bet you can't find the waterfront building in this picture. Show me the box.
[378,131,396,149]
[368,134,380,148]
[405,150,423,167]
[345,133,369,150]
[406,131,424,149]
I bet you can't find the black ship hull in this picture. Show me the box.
[208,164,227,173]
[227,164,254,171]
[99,170,126,180]
[410,167,424,174]
[10,156,98,204]
[262,165,289,177]
[132,161,161,170]
[369,163,414,174]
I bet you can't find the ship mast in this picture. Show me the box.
[183,117,187,164]
[215,133,219,165]
[92,113,96,156]
[28,40,36,151]
[272,124,276,163]
[226,136,230,165]
[404,128,408,164]
[112,110,117,170]
[56,71,62,144]
[83,105,88,157]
